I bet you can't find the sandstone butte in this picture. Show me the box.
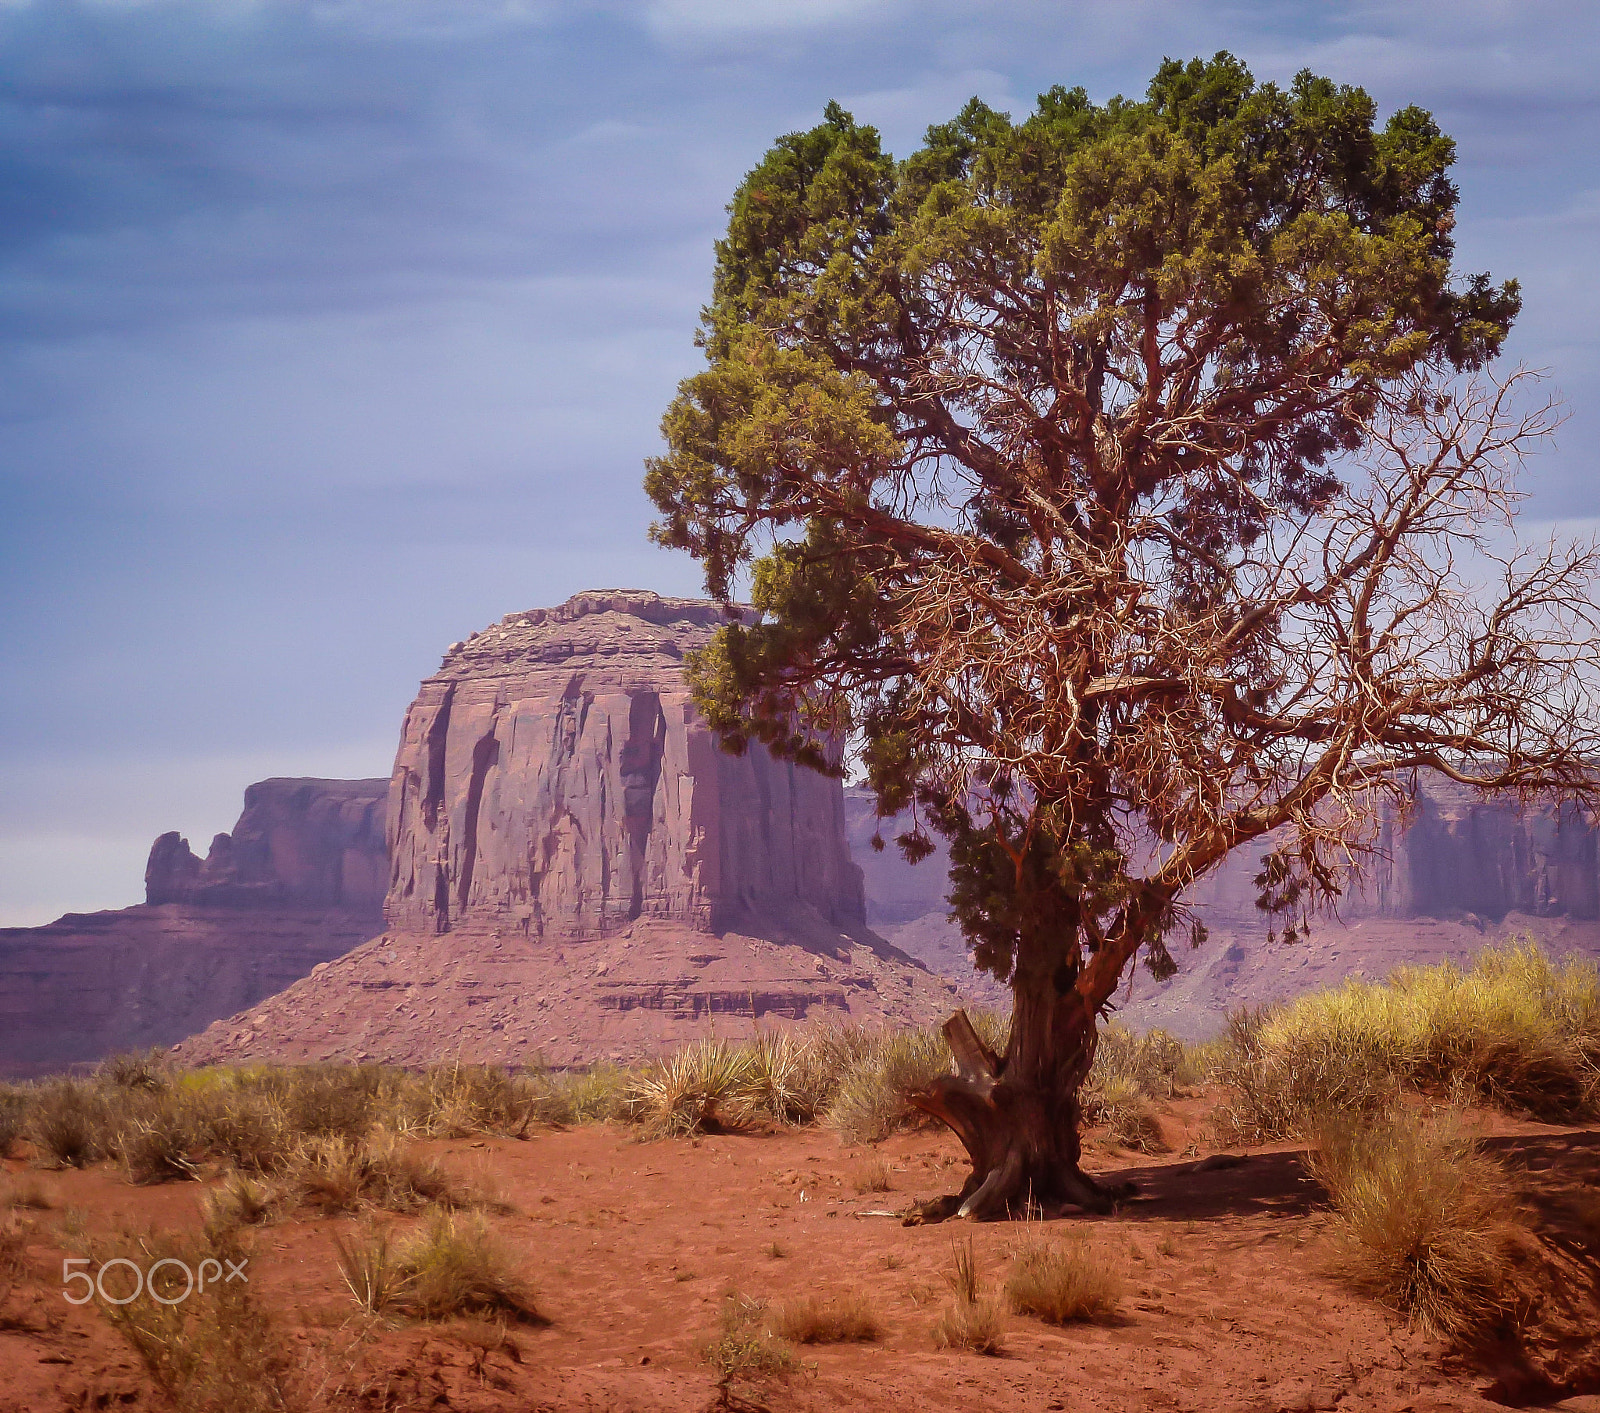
[0,777,388,1078]
[171,591,963,1069]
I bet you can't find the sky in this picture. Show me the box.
[1,0,1596,925]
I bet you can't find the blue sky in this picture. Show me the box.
[2,0,1596,924]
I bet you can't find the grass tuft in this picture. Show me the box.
[767,1289,881,1344]
[1308,1108,1523,1341]
[1005,1234,1123,1324]
[395,1209,543,1324]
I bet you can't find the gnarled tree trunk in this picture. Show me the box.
[911,917,1149,1221]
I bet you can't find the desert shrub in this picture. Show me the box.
[930,1294,1005,1355]
[26,1080,112,1168]
[280,1130,471,1216]
[529,1062,631,1126]
[851,1157,893,1194]
[332,1222,408,1316]
[197,1088,293,1173]
[394,1209,542,1323]
[767,1289,880,1344]
[1005,1235,1123,1324]
[97,1049,170,1092]
[704,1291,793,1403]
[824,1026,949,1143]
[1308,1109,1522,1341]
[745,1030,846,1125]
[1216,942,1600,1140]
[409,1063,541,1139]
[95,1224,299,1413]
[117,1092,208,1185]
[1212,1006,1398,1144]
[203,1171,276,1235]
[0,1086,29,1157]
[1082,1073,1167,1152]
[1090,1023,1198,1098]
[626,1038,761,1138]
[274,1064,393,1140]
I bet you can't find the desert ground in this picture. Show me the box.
[4,1091,1598,1413]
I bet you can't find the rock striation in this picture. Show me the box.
[174,593,960,1069]
[844,778,1600,1039]
[0,779,388,1078]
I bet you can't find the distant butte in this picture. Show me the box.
[172,591,962,1068]
[0,778,388,1078]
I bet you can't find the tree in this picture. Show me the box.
[645,55,1600,1218]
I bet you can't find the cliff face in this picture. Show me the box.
[0,778,388,1078]
[146,777,389,910]
[843,780,1600,1038]
[384,590,864,941]
[175,592,959,1070]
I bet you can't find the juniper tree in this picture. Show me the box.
[645,55,1600,1216]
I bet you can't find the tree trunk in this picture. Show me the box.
[908,993,1128,1221]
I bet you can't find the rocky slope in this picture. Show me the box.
[0,779,387,1077]
[843,782,1600,1038]
[173,592,959,1068]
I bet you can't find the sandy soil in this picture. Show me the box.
[3,1098,1598,1413]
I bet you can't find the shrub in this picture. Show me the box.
[197,1089,293,1173]
[825,1026,949,1143]
[280,1130,471,1216]
[2,1175,53,1211]
[1005,1235,1123,1324]
[332,1223,408,1316]
[26,1080,110,1168]
[118,1094,204,1185]
[851,1157,893,1194]
[934,1234,1009,1348]
[767,1290,880,1344]
[394,1209,542,1324]
[97,1049,169,1092]
[1217,942,1600,1140]
[704,1292,793,1403]
[1083,1073,1167,1153]
[0,1087,27,1158]
[95,1225,299,1413]
[411,1063,540,1139]
[531,1063,631,1126]
[1308,1109,1521,1341]
[627,1039,761,1138]
[203,1172,276,1235]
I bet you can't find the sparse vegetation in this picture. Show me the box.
[851,1157,892,1193]
[767,1289,880,1344]
[1,1174,52,1211]
[1216,942,1600,1141]
[280,1129,474,1216]
[703,1291,793,1407]
[931,1236,1005,1355]
[0,1086,27,1157]
[1005,1234,1124,1325]
[26,1080,108,1168]
[1308,1108,1524,1341]
[394,1209,542,1323]
[95,1224,300,1413]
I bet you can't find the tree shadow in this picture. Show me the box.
[1082,1149,1328,1223]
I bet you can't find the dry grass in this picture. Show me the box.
[703,1291,793,1405]
[851,1157,893,1193]
[396,1209,542,1324]
[0,1087,26,1158]
[1005,1234,1124,1324]
[1083,1074,1167,1152]
[767,1289,881,1344]
[931,1236,1006,1354]
[1308,1108,1524,1342]
[332,1222,409,1316]
[626,1038,765,1138]
[1217,942,1600,1141]
[2,1175,54,1211]
[280,1130,473,1216]
[95,1225,300,1413]
[26,1080,109,1168]
[203,1171,275,1234]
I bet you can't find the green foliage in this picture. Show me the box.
[646,54,1520,1011]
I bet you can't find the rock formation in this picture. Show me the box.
[844,778,1600,1039]
[0,779,388,1078]
[173,592,960,1069]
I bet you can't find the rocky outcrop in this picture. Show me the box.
[0,779,388,1078]
[842,779,1600,1038]
[146,777,388,910]
[174,592,960,1069]
[384,590,863,941]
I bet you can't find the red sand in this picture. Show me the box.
[3,1098,1598,1412]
